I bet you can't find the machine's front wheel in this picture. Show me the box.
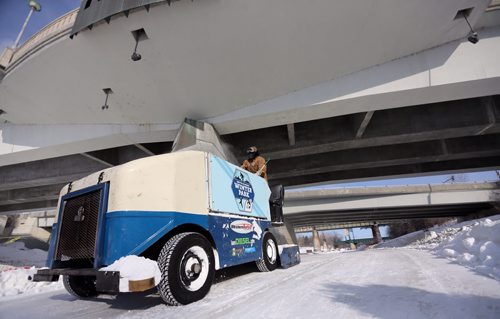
[157,232,215,306]
[256,232,279,272]
[63,275,98,298]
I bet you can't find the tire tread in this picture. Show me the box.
[62,275,97,298]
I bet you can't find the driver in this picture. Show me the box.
[241,146,268,181]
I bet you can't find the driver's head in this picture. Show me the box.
[246,146,258,160]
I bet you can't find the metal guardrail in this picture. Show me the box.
[0,9,78,70]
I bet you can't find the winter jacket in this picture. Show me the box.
[241,156,268,180]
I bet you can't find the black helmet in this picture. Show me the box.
[246,146,258,153]
[246,146,258,159]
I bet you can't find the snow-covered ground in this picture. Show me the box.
[1,249,499,318]
[0,241,62,297]
[378,214,500,281]
[1,215,500,318]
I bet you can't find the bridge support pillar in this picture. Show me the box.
[312,227,321,252]
[371,225,382,244]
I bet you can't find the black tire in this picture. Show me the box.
[256,232,279,272]
[63,275,98,298]
[157,232,215,306]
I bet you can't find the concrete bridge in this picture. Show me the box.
[0,0,500,213]
[285,182,500,232]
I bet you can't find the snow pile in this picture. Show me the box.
[101,255,161,292]
[381,215,500,280]
[417,217,500,280]
[0,241,62,298]
[0,266,62,297]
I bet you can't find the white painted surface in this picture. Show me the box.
[57,151,210,216]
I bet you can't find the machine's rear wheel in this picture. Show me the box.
[256,232,279,272]
[63,275,98,298]
[157,232,215,306]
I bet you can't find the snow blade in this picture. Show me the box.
[279,245,301,269]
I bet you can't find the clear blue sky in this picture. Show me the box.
[0,0,80,50]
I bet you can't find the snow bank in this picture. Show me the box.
[0,241,62,298]
[423,218,500,280]
[381,214,500,280]
[101,255,161,292]
[0,266,62,297]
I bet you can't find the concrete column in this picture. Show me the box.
[371,225,382,243]
[312,227,321,252]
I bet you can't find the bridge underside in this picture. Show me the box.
[288,203,493,232]
[1,94,500,213]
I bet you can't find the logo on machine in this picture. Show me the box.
[231,170,255,212]
[244,247,256,254]
[231,237,253,246]
[230,220,253,234]
[231,247,245,257]
[74,206,85,222]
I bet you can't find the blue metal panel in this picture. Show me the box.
[46,223,58,268]
[94,183,109,267]
[102,211,208,265]
[209,155,271,220]
[209,214,271,268]
[102,210,270,269]
[279,246,301,269]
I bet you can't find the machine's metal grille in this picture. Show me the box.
[55,190,102,263]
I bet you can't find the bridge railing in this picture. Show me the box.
[0,9,79,70]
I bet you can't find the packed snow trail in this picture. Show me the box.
[1,249,499,319]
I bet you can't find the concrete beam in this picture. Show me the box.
[355,111,375,139]
[81,152,114,167]
[258,96,500,161]
[270,148,500,180]
[0,199,58,213]
[0,184,64,205]
[284,188,498,215]
[294,220,394,233]
[475,97,498,135]
[265,123,500,160]
[268,133,500,185]
[287,123,296,146]
[134,143,155,156]
[285,182,499,201]
[286,204,490,228]
[117,145,150,164]
[272,156,500,187]
[0,155,107,191]
[84,145,151,167]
